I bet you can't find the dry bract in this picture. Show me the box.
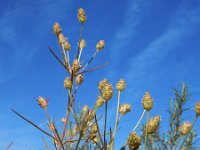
[63,41,71,51]
[76,74,84,85]
[96,96,105,108]
[72,59,81,73]
[79,39,86,49]
[58,33,66,45]
[101,83,113,101]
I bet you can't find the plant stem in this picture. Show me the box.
[104,101,108,149]
[76,24,84,59]
[110,91,121,149]
[174,135,182,150]
[133,109,146,131]
[180,116,198,149]
[144,111,149,150]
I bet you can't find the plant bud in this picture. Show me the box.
[101,83,113,101]
[146,115,161,134]
[179,121,191,135]
[77,8,87,23]
[127,132,141,150]
[79,39,86,49]
[142,92,153,111]
[82,105,89,114]
[96,96,105,108]
[37,96,48,109]
[96,40,105,50]
[76,74,84,85]
[119,104,131,115]
[116,79,126,91]
[58,33,66,45]
[63,41,71,51]
[195,101,200,116]
[64,77,72,89]
[53,22,62,36]
[72,59,81,73]
[98,79,108,92]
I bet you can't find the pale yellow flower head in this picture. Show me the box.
[63,41,71,51]
[96,40,105,50]
[64,77,72,89]
[119,103,132,115]
[116,79,126,91]
[127,132,141,150]
[53,22,62,36]
[37,96,48,109]
[78,8,87,23]
[142,92,153,111]
[79,39,86,49]
[58,33,66,45]
[179,121,191,135]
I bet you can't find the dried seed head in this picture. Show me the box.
[37,96,48,109]
[116,79,126,91]
[101,83,113,101]
[142,92,153,111]
[63,41,71,51]
[98,79,108,92]
[127,132,141,150]
[96,40,105,50]
[72,59,81,73]
[195,101,200,116]
[96,96,105,108]
[78,8,87,23]
[82,105,89,114]
[53,22,62,36]
[76,74,84,85]
[91,124,98,133]
[58,33,66,45]
[79,39,86,49]
[179,121,191,135]
[61,117,66,123]
[64,77,72,89]
[146,115,161,134]
[73,124,79,136]
[119,104,132,115]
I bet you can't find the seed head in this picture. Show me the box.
[78,8,87,23]
[116,79,126,92]
[195,101,200,116]
[98,79,108,92]
[119,104,132,115]
[142,92,153,111]
[53,22,62,36]
[146,115,161,134]
[72,59,81,73]
[63,41,71,51]
[37,96,48,109]
[76,74,84,85]
[96,96,105,108]
[82,105,89,114]
[88,110,96,121]
[96,40,105,50]
[79,39,86,49]
[73,124,79,136]
[179,121,191,135]
[127,132,141,150]
[64,77,72,89]
[101,83,113,101]
[58,33,66,45]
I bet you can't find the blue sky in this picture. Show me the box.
[0,0,200,149]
